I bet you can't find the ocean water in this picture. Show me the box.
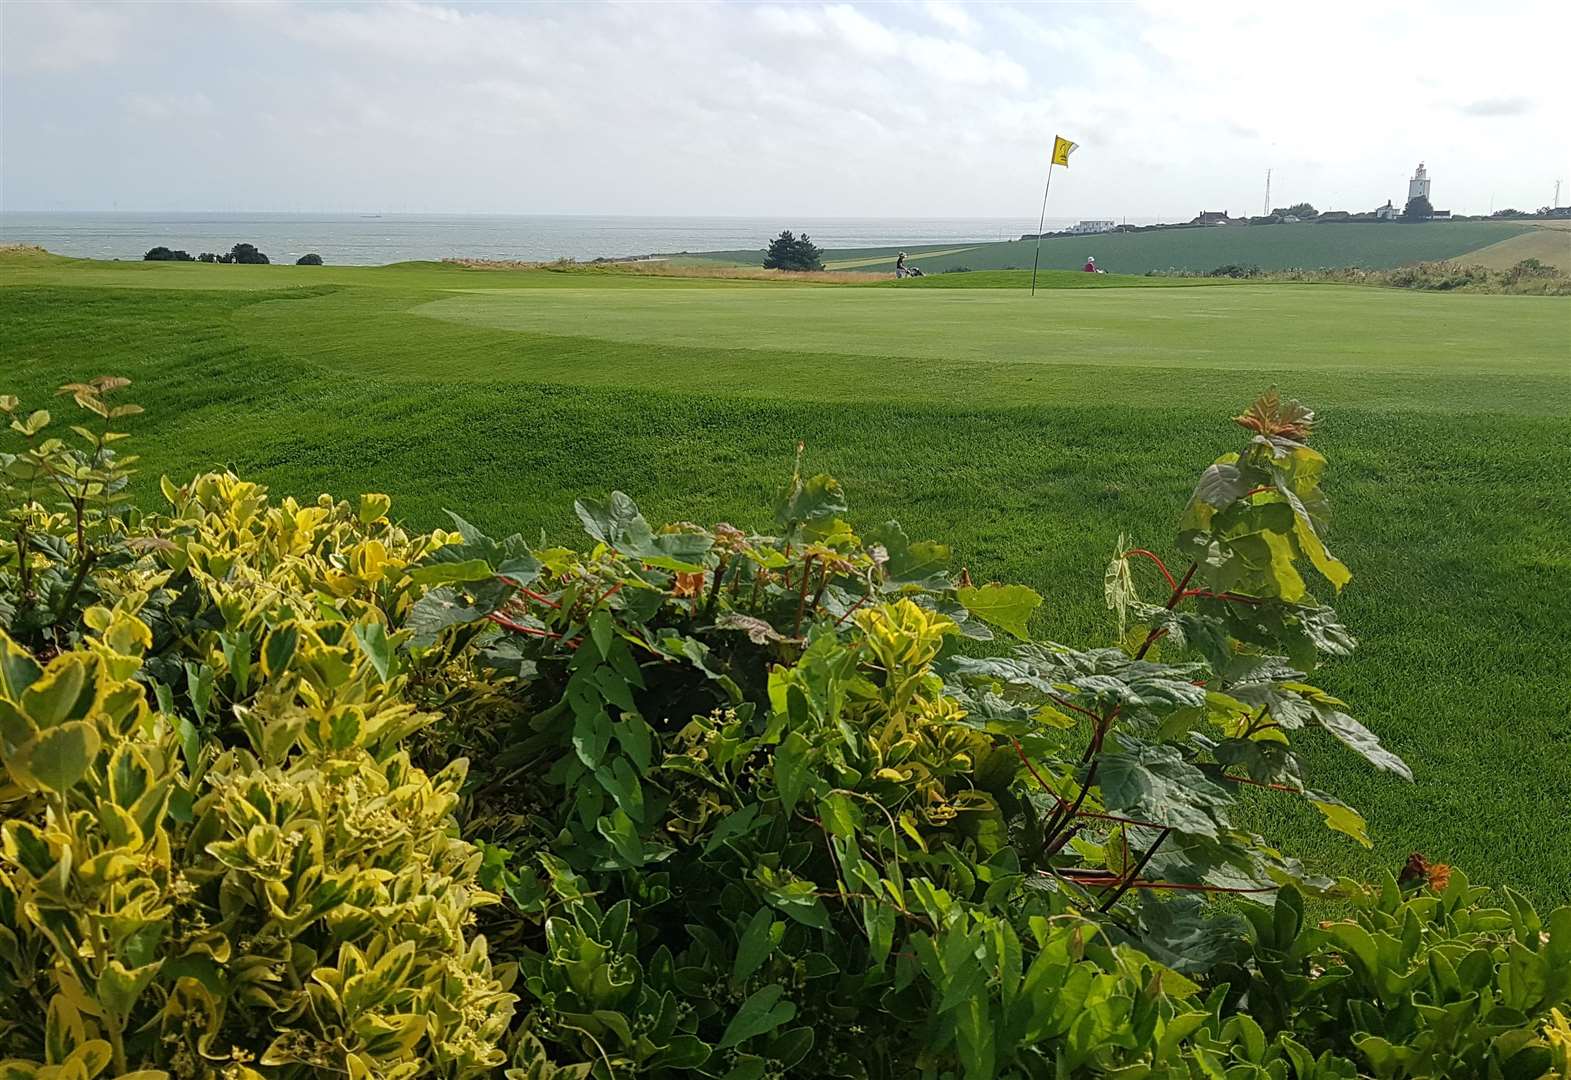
[0,212,1144,266]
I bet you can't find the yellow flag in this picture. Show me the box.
[1051,135,1077,167]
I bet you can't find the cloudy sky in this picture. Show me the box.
[3,0,1567,219]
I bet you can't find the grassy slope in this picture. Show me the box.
[3,252,1568,903]
[1459,224,1571,272]
[694,221,1533,274]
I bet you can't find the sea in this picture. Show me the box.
[0,212,1149,266]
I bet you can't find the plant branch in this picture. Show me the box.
[1134,562,1197,661]
[1098,828,1171,912]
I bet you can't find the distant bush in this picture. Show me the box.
[296,252,324,265]
[196,251,217,263]
[1402,195,1434,222]
[225,241,269,264]
[1207,263,1263,278]
[1154,259,1569,295]
[762,229,824,271]
[142,246,193,262]
[1273,201,1319,219]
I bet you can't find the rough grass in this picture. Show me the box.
[2,251,1568,904]
[1458,225,1571,272]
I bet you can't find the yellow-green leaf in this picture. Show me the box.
[957,584,1043,640]
[20,721,100,793]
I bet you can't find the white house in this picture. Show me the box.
[1066,220,1116,235]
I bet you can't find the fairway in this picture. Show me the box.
[3,251,1569,904]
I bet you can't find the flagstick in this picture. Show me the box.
[1030,162,1056,296]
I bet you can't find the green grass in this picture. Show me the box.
[3,251,1569,904]
[694,221,1534,275]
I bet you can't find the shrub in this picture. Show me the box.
[296,253,323,266]
[398,393,1495,1077]
[0,378,142,654]
[1228,871,1571,1078]
[762,231,823,272]
[142,247,193,262]
[0,603,515,1076]
[226,243,269,265]
[1208,263,1263,278]
[196,252,218,264]
[4,377,1568,1078]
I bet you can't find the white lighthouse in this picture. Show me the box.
[1408,162,1431,202]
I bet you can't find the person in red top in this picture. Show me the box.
[1084,256,1100,273]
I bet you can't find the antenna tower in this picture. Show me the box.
[1264,169,1272,216]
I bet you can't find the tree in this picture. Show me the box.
[1273,202,1318,219]
[1402,195,1434,222]
[197,252,218,263]
[143,246,193,262]
[762,230,823,271]
[296,253,323,266]
[228,242,269,265]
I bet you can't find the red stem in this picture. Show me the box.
[487,612,561,639]
[835,592,872,627]
[1047,869,1277,895]
[506,582,561,609]
[1133,563,1197,661]
[1217,772,1299,794]
[1182,588,1262,606]
[1051,695,1103,722]
[1124,548,1177,591]
[592,581,624,608]
[1012,738,1069,812]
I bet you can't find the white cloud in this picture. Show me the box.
[125,91,216,121]
[2,0,1567,216]
[3,0,131,72]
[923,1,976,37]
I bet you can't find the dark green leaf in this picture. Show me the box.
[718,984,797,1048]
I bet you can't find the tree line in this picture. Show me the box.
[144,242,322,265]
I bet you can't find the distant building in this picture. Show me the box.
[1066,220,1116,235]
[1282,215,1301,223]
[1409,163,1431,203]
[1194,210,1229,225]
[1376,200,1399,220]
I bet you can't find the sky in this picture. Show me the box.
[3,0,1567,219]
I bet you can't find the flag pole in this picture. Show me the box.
[1030,161,1056,296]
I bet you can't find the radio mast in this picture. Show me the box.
[1264,169,1272,217]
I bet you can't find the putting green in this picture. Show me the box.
[413,284,1567,377]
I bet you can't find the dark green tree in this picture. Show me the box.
[143,246,194,262]
[296,253,324,266]
[228,242,269,265]
[196,252,218,263]
[1273,202,1318,219]
[1402,195,1434,222]
[762,230,823,271]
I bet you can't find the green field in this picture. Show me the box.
[3,249,1568,903]
[693,220,1534,274]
